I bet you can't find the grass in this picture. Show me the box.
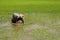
[0,0,60,40]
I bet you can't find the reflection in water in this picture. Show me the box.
[11,23,24,32]
[7,23,24,40]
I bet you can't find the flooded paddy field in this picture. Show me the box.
[0,0,60,40]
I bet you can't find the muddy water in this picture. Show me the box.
[0,22,59,40]
[0,21,43,40]
[0,22,44,31]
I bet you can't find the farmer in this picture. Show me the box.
[11,13,24,24]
